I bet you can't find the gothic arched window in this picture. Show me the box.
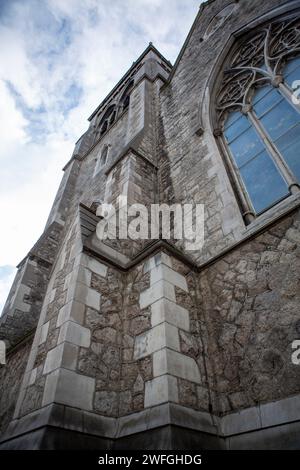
[215,15,300,223]
[97,105,117,138]
[119,80,134,114]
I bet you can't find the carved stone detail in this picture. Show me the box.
[216,16,300,124]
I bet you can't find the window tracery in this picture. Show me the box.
[214,15,300,222]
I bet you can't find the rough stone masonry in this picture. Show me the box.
[0,0,300,450]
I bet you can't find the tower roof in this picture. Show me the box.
[88,43,172,122]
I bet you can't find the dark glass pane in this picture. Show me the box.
[260,99,299,140]
[228,125,264,167]
[224,110,241,129]
[284,66,300,88]
[253,87,282,118]
[276,124,300,182]
[252,85,272,105]
[109,111,116,125]
[240,151,289,213]
[123,95,130,111]
[101,121,108,135]
[224,113,250,144]
[284,56,300,80]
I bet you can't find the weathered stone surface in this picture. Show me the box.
[93,327,117,344]
[179,330,200,359]
[21,376,46,416]
[178,379,197,408]
[199,211,300,413]
[94,391,118,416]
[0,338,32,434]
[133,374,144,394]
[130,314,151,336]
[119,390,132,415]
[78,349,108,379]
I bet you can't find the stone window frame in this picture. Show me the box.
[119,79,134,113]
[213,11,300,225]
[94,144,110,176]
[97,105,117,138]
[94,79,135,142]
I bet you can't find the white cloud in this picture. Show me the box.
[0,24,42,109]
[0,0,201,312]
[0,80,28,151]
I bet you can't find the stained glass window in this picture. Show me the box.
[222,57,300,215]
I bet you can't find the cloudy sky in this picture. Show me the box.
[0,0,201,313]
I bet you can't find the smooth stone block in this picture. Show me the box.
[150,265,188,292]
[139,280,175,309]
[145,375,178,407]
[151,298,190,331]
[39,321,50,345]
[43,369,95,411]
[153,348,201,384]
[58,321,91,348]
[57,301,85,327]
[134,323,180,360]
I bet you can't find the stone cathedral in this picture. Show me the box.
[1,0,300,450]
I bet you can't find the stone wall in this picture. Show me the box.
[159,0,291,263]
[0,338,33,435]
[75,110,130,210]
[0,221,62,349]
[198,208,300,415]
[8,211,153,421]
[84,261,152,417]
[133,253,207,411]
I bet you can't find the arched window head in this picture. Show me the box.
[109,110,116,126]
[98,105,116,138]
[100,120,108,136]
[214,15,300,223]
[119,80,134,113]
[94,81,134,143]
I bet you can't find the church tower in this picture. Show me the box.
[1,0,300,450]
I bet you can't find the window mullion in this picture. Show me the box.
[278,82,300,115]
[218,135,256,223]
[247,110,300,195]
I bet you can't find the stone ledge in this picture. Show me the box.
[80,203,300,278]
[220,393,300,436]
[2,395,300,447]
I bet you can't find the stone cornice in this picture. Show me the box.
[79,195,300,274]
